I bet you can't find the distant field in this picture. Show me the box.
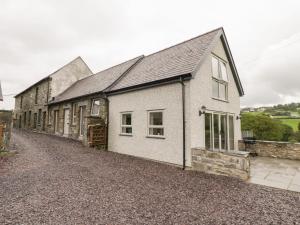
[278,118,300,131]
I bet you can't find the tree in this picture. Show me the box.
[298,121,300,131]
[241,113,294,141]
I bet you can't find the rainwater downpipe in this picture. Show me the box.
[180,76,186,170]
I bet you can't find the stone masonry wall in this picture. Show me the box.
[14,79,49,131]
[239,140,300,160]
[192,148,250,180]
[48,94,107,147]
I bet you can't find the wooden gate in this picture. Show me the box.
[88,124,107,150]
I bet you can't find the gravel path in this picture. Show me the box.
[0,129,299,225]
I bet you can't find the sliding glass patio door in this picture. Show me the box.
[205,112,235,151]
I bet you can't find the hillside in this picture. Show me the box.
[242,102,300,132]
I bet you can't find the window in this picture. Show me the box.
[148,111,164,137]
[211,55,228,100]
[72,103,77,125]
[38,109,42,125]
[35,87,39,104]
[91,99,101,116]
[120,113,132,135]
[205,112,235,151]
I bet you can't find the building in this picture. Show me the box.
[13,57,93,130]
[14,27,244,171]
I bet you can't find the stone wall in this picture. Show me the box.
[239,140,300,160]
[192,148,250,180]
[0,110,13,150]
[48,94,107,147]
[14,79,49,131]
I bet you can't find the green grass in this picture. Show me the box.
[278,118,300,131]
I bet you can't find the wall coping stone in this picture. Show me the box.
[192,147,249,158]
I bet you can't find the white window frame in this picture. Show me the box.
[211,55,228,101]
[120,112,132,135]
[147,110,164,138]
[204,111,235,152]
[72,103,77,125]
[91,99,101,116]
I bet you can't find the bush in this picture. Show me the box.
[241,113,294,141]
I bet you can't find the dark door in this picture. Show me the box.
[42,111,46,131]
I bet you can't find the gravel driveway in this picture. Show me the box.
[0,129,299,225]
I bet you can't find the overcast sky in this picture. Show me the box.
[1,0,300,109]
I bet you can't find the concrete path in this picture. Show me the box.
[249,157,300,192]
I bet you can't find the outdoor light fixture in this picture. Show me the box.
[198,106,206,116]
[236,114,241,120]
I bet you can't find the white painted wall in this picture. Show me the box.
[107,36,242,167]
[189,37,242,150]
[50,57,92,99]
[108,82,191,166]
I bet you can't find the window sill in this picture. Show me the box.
[212,97,229,103]
[119,133,133,137]
[146,135,165,139]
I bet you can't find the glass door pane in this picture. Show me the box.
[213,114,219,150]
[229,115,234,150]
[205,113,212,150]
[220,115,227,150]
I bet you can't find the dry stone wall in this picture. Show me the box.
[239,140,300,160]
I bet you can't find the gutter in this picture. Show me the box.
[179,76,186,170]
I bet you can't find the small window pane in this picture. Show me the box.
[149,112,163,125]
[122,114,131,125]
[220,62,228,81]
[212,57,219,78]
[122,127,132,134]
[92,100,100,115]
[205,113,212,150]
[212,80,219,98]
[213,114,219,149]
[219,83,226,100]
[149,128,164,136]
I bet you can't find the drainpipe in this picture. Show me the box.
[180,76,186,170]
[104,95,109,151]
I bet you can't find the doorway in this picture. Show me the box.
[205,112,235,151]
[79,106,86,137]
[54,110,59,134]
[63,109,70,136]
[42,111,46,131]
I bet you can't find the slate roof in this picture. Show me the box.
[50,56,143,103]
[108,28,221,91]
[48,27,243,104]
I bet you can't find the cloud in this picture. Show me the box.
[240,32,300,107]
[0,0,300,109]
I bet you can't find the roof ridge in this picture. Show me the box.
[77,55,144,83]
[145,27,223,58]
[104,56,145,92]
